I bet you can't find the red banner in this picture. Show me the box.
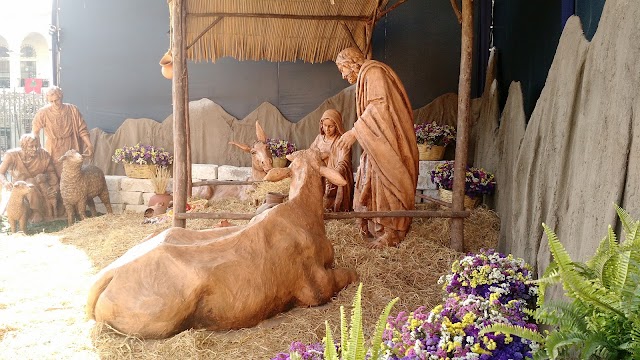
[25,78,43,94]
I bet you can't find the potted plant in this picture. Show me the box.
[147,166,172,215]
[414,121,456,161]
[112,143,174,179]
[266,138,297,168]
[430,161,496,208]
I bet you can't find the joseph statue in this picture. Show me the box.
[32,86,93,177]
[334,47,419,248]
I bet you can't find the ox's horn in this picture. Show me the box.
[264,167,291,182]
[255,122,267,143]
[319,166,347,187]
[229,141,251,153]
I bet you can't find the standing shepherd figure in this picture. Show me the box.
[334,47,419,248]
[32,86,93,177]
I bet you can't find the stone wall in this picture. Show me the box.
[97,161,446,213]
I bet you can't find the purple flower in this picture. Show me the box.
[111,143,174,167]
[267,138,297,158]
[430,161,496,197]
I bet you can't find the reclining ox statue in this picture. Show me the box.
[86,148,357,339]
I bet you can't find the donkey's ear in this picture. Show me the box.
[229,141,251,153]
[255,122,267,143]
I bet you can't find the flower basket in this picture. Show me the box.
[266,138,297,159]
[439,188,480,209]
[414,121,456,160]
[272,157,287,168]
[417,144,445,161]
[124,163,157,179]
[112,143,174,178]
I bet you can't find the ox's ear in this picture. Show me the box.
[319,166,347,186]
[229,141,251,153]
[255,122,267,143]
[263,167,291,182]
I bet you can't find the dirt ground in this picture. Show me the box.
[0,202,498,359]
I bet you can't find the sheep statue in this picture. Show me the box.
[6,181,34,233]
[59,149,112,226]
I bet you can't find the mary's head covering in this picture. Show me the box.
[319,109,345,136]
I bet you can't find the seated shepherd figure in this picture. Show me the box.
[86,148,357,339]
[0,134,58,222]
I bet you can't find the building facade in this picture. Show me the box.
[0,1,52,92]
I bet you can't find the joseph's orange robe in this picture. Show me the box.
[353,60,419,233]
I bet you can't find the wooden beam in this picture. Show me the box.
[376,0,409,21]
[339,21,360,50]
[187,16,223,50]
[172,0,187,228]
[191,180,262,186]
[174,210,470,220]
[415,193,452,208]
[450,0,473,251]
[449,0,463,24]
[188,12,369,22]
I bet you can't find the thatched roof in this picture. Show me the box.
[169,0,394,63]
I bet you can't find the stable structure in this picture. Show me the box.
[167,0,474,251]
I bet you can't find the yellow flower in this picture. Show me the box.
[471,343,490,355]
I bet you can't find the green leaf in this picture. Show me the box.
[324,320,339,360]
[369,297,399,360]
[480,323,545,344]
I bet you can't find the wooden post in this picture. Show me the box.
[172,0,187,228]
[185,65,192,198]
[451,0,473,252]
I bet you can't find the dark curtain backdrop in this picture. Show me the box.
[493,0,605,120]
[57,0,463,132]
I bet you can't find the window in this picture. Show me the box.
[20,45,36,58]
[0,46,9,88]
[20,45,37,84]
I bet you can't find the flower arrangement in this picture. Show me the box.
[414,121,456,146]
[381,294,540,360]
[380,250,540,360]
[430,161,496,197]
[439,249,538,305]
[112,143,174,167]
[267,138,297,158]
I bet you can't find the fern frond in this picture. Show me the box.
[587,228,615,277]
[537,260,560,306]
[535,301,588,332]
[345,283,365,360]
[543,224,625,317]
[324,320,339,360]
[580,332,615,359]
[480,323,545,344]
[340,305,347,355]
[544,329,587,359]
[369,297,399,360]
[609,249,630,295]
[615,204,636,238]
